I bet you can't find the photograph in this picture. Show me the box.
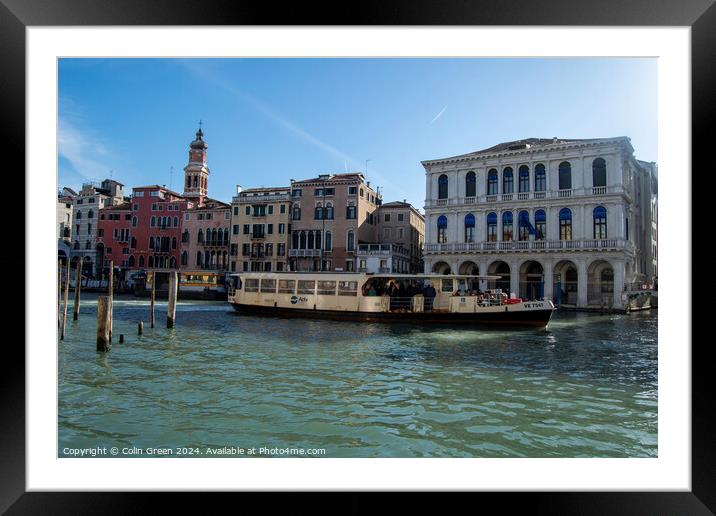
[56,56,659,460]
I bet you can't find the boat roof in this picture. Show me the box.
[228,272,502,280]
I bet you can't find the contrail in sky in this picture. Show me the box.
[178,60,399,192]
[430,106,447,124]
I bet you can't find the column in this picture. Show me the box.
[510,260,520,298]
[613,260,625,309]
[577,259,588,307]
[542,260,553,301]
[478,260,489,291]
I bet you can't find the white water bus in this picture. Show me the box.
[227,272,555,328]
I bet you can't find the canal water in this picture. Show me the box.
[58,294,657,458]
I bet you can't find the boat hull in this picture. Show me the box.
[229,302,554,328]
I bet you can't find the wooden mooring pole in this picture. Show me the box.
[73,258,82,320]
[150,276,156,328]
[167,271,178,328]
[138,321,144,335]
[97,295,111,352]
[60,259,70,340]
[108,260,114,341]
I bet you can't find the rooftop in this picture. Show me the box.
[422,136,633,165]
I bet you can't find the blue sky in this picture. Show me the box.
[58,58,657,209]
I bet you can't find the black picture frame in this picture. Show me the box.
[5,0,709,511]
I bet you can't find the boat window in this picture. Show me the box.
[441,279,453,292]
[278,279,295,294]
[338,281,358,296]
[317,280,337,295]
[260,279,276,293]
[297,280,316,295]
[244,278,259,293]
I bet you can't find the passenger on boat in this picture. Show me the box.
[423,283,436,311]
[367,285,377,296]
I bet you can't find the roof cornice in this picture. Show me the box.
[421,137,633,167]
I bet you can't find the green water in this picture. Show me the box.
[58,294,657,457]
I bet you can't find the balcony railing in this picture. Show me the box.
[425,238,626,253]
[288,249,321,257]
[425,186,627,208]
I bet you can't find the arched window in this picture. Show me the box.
[87,210,94,219]
[198,229,203,244]
[132,216,137,227]
[292,232,299,249]
[347,230,355,251]
[130,237,137,248]
[196,251,202,266]
[438,174,448,199]
[558,161,572,190]
[487,169,498,195]
[308,231,315,249]
[138,256,144,268]
[518,166,529,192]
[502,167,514,194]
[314,203,323,220]
[299,231,307,249]
[535,209,546,240]
[326,203,334,220]
[593,206,607,239]
[292,206,301,220]
[85,241,91,250]
[502,211,513,241]
[148,256,154,268]
[149,236,155,250]
[171,237,177,249]
[486,212,497,242]
[437,215,448,244]
[464,213,475,243]
[173,217,178,227]
[465,171,476,197]
[518,210,531,241]
[535,164,546,191]
[182,230,189,243]
[315,231,322,250]
[76,211,82,219]
[205,251,210,267]
[170,257,176,269]
[150,216,156,227]
[592,158,607,187]
[559,208,572,240]
[346,203,356,219]
[128,255,135,267]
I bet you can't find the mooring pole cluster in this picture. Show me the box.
[61,266,181,352]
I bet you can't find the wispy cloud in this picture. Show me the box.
[177,60,399,192]
[430,105,447,124]
[58,101,118,188]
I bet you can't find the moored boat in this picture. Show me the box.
[227,272,554,328]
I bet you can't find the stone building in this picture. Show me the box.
[229,186,291,273]
[288,173,382,272]
[373,200,425,273]
[69,179,126,277]
[421,137,658,309]
[181,198,231,272]
[57,189,75,265]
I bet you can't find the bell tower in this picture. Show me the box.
[183,123,210,199]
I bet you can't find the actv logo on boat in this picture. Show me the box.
[290,296,308,304]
